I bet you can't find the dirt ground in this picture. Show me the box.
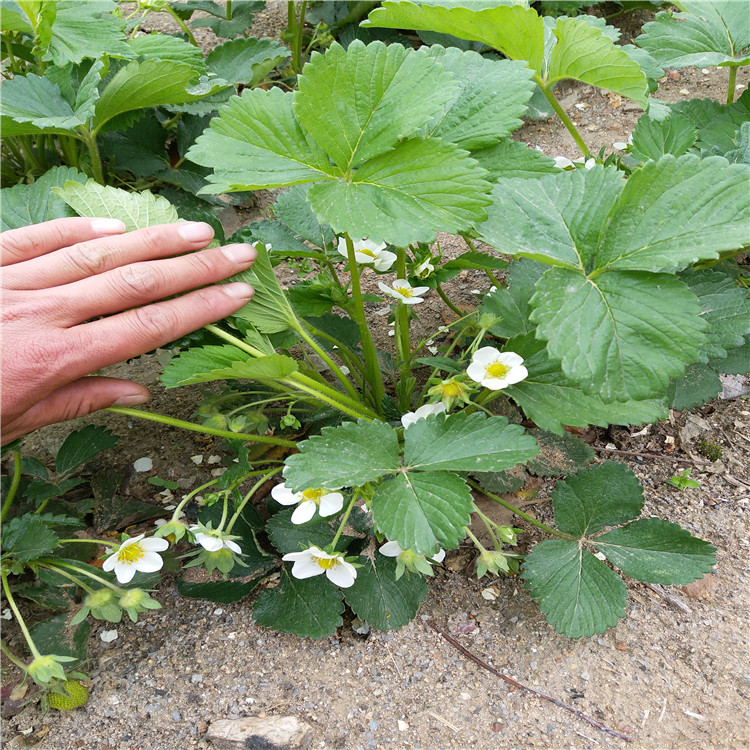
[3,3,750,749]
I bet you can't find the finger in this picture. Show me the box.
[48,243,257,325]
[61,283,254,381]
[0,217,125,267]
[5,221,216,290]
[1,377,150,445]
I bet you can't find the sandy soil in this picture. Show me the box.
[3,3,750,750]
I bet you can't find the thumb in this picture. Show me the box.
[2,377,150,444]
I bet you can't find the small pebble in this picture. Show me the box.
[191,674,203,684]
[190,455,203,465]
[100,629,118,643]
[679,88,690,95]
[581,671,591,681]
[133,457,153,472]
[397,720,409,731]
[171,710,181,721]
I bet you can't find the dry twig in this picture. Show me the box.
[593,446,710,465]
[642,582,692,614]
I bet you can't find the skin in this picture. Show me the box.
[1,218,257,444]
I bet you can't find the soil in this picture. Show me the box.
[3,3,750,750]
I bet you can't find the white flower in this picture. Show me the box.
[572,157,597,170]
[612,141,628,151]
[189,525,242,554]
[553,156,575,169]
[413,258,435,279]
[102,534,168,584]
[337,237,396,271]
[270,483,344,524]
[466,347,528,390]
[380,541,445,563]
[378,279,430,304]
[379,540,446,577]
[401,402,446,429]
[282,546,357,588]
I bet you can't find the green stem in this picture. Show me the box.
[330,493,358,550]
[18,135,42,172]
[59,135,80,168]
[171,479,219,521]
[537,79,591,158]
[1,451,22,523]
[161,4,198,45]
[226,0,232,20]
[226,467,282,532]
[296,326,360,402]
[129,10,148,38]
[51,561,123,593]
[727,65,737,106]
[218,492,230,531]
[79,127,104,184]
[464,525,489,552]
[303,324,365,377]
[1,572,41,659]
[104,407,298,448]
[468,479,576,540]
[57,538,117,547]
[395,248,413,410]
[0,639,28,671]
[474,508,502,549]
[37,564,95,595]
[436,283,463,317]
[345,234,384,415]
[484,269,501,289]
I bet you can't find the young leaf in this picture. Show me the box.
[128,34,208,73]
[630,113,698,162]
[2,516,59,563]
[189,0,265,38]
[522,540,626,638]
[283,420,400,490]
[635,3,750,69]
[344,553,428,630]
[551,462,644,537]
[52,180,179,231]
[207,37,290,86]
[0,166,87,231]
[253,570,344,639]
[371,471,473,556]
[596,518,716,585]
[56,425,119,477]
[403,412,538,473]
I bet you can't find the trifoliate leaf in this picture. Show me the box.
[207,37,289,86]
[128,34,207,73]
[253,570,344,639]
[525,430,594,477]
[471,139,560,182]
[284,420,400,490]
[522,540,626,638]
[189,0,265,38]
[2,516,59,563]
[273,184,336,249]
[371,471,472,556]
[505,333,668,434]
[344,553,428,630]
[56,426,119,477]
[52,180,179,232]
[630,113,698,162]
[531,267,707,401]
[403,412,538,473]
[635,3,750,69]
[0,73,85,130]
[596,518,716,585]
[424,47,535,148]
[0,166,87,231]
[667,362,723,411]
[551,462,644,537]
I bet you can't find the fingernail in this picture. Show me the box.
[221,243,257,264]
[178,222,214,243]
[113,393,150,406]
[223,282,254,300]
[91,218,126,234]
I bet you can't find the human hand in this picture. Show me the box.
[1,218,257,444]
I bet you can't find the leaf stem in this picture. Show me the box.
[79,127,104,184]
[0,639,28,671]
[395,247,413,410]
[37,563,95,595]
[51,561,124,594]
[1,572,41,659]
[436,283,464,317]
[467,480,575,540]
[0,451,22,524]
[537,80,592,158]
[104,406,298,448]
[296,325,360,402]
[161,3,198,46]
[330,493,358,550]
[727,65,737,106]
[226,466,283,532]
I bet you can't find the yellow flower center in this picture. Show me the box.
[302,488,325,504]
[313,555,338,570]
[118,543,145,565]
[486,362,511,379]
[439,380,465,397]
[394,285,413,298]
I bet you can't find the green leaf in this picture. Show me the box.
[14,580,74,611]
[176,575,265,604]
[266,509,355,556]
[442,251,509,273]
[98,112,169,177]
[28,613,90,666]
[94,60,201,134]
[273,184,335,248]
[424,47,535,148]
[371,471,472,556]
[0,166,87,231]
[709,339,750,375]
[630,113,698,162]
[522,540,626,638]
[344,553,428,630]
[403,412,538,473]
[2,516,59,563]
[551,462,644,536]
[44,0,133,67]
[207,37,289,86]
[505,333,668,434]
[128,33,207,73]
[306,136,491,246]
[635,3,750,69]
[0,73,85,130]
[297,40,457,171]
[231,241,301,334]
[253,570,344,639]
[189,0,265,38]
[471,139,560,182]
[52,180,179,231]
[161,345,297,388]
[56,425,119,477]
[596,518,716,585]
[525,429,594,477]
[667,362,723,411]
[283,420,400,490]
[531,267,707,401]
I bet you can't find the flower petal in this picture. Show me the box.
[102,555,116,572]
[271,483,300,505]
[290,559,324,579]
[114,562,137,584]
[225,540,242,554]
[291,501,317,524]
[379,541,403,557]
[136,552,165,573]
[319,493,344,517]
[196,533,223,552]
[503,365,528,385]
[326,560,357,588]
[431,549,446,563]
[141,537,169,552]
